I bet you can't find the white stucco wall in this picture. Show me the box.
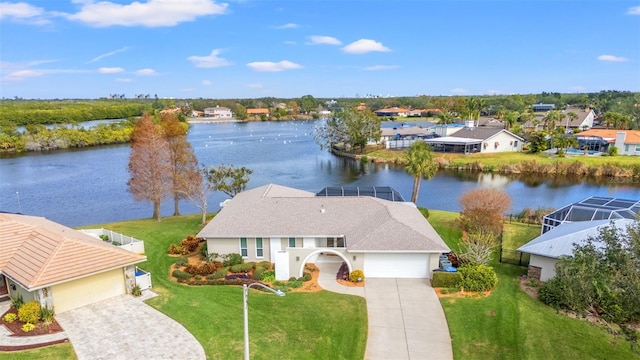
[481,132,523,153]
[529,255,558,281]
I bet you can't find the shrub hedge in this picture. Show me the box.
[458,264,498,292]
[18,301,40,324]
[431,271,463,288]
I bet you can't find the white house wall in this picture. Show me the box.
[529,255,558,281]
[481,132,523,153]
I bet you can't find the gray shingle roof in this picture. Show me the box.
[450,127,523,141]
[197,184,449,253]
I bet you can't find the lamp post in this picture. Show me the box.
[244,282,285,360]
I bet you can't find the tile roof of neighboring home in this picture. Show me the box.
[374,107,410,114]
[0,213,146,290]
[450,127,524,141]
[518,219,633,258]
[197,184,449,253]
[247,108,269,114]
[576,129,640,144]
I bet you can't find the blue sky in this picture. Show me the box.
[1,0,639,99]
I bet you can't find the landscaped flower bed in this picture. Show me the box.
[1,306,63,337]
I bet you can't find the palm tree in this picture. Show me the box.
[565,112,578,132]
[543,110,564,132]
[405,141,437,203]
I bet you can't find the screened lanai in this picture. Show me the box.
[541,196,640,234]
[316,186,406,202]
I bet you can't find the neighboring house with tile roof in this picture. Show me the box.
[197,184,450,280]
[575,129,640,155]
[424,126,524,154]
[518,219,633,281]
[0,213,146,313]
[246,108,270,117]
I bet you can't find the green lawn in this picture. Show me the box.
[427,212,639,359]
[0,343,76,360]
[83,215,367,360]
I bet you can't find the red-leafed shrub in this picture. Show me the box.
[180,236,202,253]
[184,261,222,276]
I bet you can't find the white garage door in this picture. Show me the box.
[364,253,429,278]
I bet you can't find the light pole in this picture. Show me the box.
[243,282,285,360]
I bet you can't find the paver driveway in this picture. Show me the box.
[55,293,205,360]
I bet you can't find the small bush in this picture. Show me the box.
[174,257,188,267]
[18,301,41,324]
[302,272,312,282]
[539,277,568,310]
[40,306,55,322]
[257,261,272,270]
[253,268,264,280]
[207,269,227,280]
[168,244,185,255]
[225,273,251,280]
[289,276,297,282]
[200,242,208,259]
[458,264,498,292]
[288,280,303,288]
[431,272,463,288]
[131,285,142,297]
[262,270,275,283]
[418,206,430,219]
[11,295,24,310]
[21,323,36,333]
[184,261,222,276]
[172,269,192,281]
[349,269,365,283]
[230,263,254,273]
[99,234,110,241]
[222,253,244,267]
[180,235,201,253]
[3,313,17,323]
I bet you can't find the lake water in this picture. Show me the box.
[1,120,639,227]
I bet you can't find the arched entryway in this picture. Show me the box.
[298,249,352,278]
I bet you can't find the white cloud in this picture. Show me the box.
[597,54,628,62]
[135,68,156,76]
[0,2,51,24]
[202,80,212,86]
[284,40,296,45]
[98,67,125,74]
[67,0,228,27]
[626,6,640,15]
[246,60,302,72]
[2,69,44,81]
[116,78,133,82]
[362,65,399,71]
[87,47,129,63]
[276,23,298,29]
[342,39,390,54]
[247,83,263,88]
[307,36,341,45]
[451,88,467,94]
[187,49,232,68]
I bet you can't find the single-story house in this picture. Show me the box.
[523,107,594,132]
[374,107,410,117]
[204,106,233,119]
[574,129,640,156]
[0,213,146,314]
[424,126,524,154]
[518,219,633,281]
[197,184,450,280]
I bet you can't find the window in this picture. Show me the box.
[240,238,247,257]
[256,238,263,257]
[288,237,296,247]
[635,145,640,152]
[513,140,518,148]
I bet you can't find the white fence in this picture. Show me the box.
[135,267,152,290]
[80,228,145,254]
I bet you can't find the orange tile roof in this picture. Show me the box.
[577,129,640,144]
[0,213,146,290]
[247,108,269,114]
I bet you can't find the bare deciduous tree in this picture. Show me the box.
[127,114,171,221]
[459,188,511,236]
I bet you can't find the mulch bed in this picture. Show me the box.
[1,307,65,337]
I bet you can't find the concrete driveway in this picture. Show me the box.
[364,278,453,360]
[56,292,205,360]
